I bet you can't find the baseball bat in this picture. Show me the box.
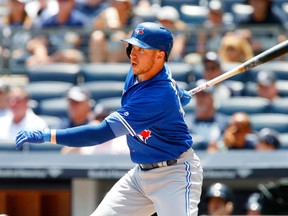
[188,40,288,95]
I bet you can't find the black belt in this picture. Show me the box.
[139,159,177,171]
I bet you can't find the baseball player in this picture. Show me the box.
[16,22,203,216]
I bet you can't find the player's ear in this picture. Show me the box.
[156,51,165,61]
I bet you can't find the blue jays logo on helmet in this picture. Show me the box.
[135,27,144,35]
[122,22,174,60]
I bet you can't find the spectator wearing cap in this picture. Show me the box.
[156,6,187,62]
[201,51,240,100]
[245,192,262,215]
[204,182,234,215]
[184,79,229,150]
[57,86,94,129]
[256,127,280,151]
[256,70,279,101]
[60,87,129,155]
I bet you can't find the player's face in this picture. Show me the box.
[129,45,164,81]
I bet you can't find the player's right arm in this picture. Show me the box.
[15,120,126,150]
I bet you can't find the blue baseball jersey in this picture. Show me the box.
[106,64,193,164]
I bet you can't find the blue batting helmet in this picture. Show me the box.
[206,183,234,202]
[122,22,174,60]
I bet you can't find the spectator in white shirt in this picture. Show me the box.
[0,86,47,143]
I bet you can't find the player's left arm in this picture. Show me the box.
[15,120,119,150]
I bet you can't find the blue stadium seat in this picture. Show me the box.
[25,81,73,102]
[79,81,124,101]
[39,115,63,129]
[217,97,271,115]
[278,133,288,149]
[96,97,122,113]
[244,80,288,97]
[270,98,288,114]
[250,113,288,133]
[179,5,208,26]
[80,63,129,82]
[38,97,68,118]
[167,62,194,83]
[26,63,81,84]
[249,61,288,82]
[222,62,250,83]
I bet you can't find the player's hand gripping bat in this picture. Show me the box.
[188,40,288,95]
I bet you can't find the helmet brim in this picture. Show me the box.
[122,37,158,50]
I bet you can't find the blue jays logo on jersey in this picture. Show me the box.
[135,27,144,35]
[138,129,151,143]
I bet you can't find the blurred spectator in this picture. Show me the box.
[156,6,187,62]
[197,0,234,55]
[201,52,240,99]
[75,0,109,24]
[25,0,87,66]
[0,86,47,142]
[184,79,229,150]
[245,192,262,215]
[88,0,134,62]
[235,0,287,55]
[255,127,280,151]
[0,81,9,117]
[58,86,94,128]
[218,32,254,63]
[256,70,280,100]
[0,0,33,66]
[212,112,258,151]
[25,0,59,28]
[1,0,33,28]
[236,0,288,28]
[203,182,234,216]
[61,105,129,155]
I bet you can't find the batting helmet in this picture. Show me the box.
[122,22,174,61]
[205,183,234,202]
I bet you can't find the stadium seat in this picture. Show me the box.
[96,97,122,113]
[79,81,124,101]
[250,113,288,133]
[221,62,250,83]
[38,97,68,118]
[80,63,129,82]
[25,81,73,102]
[270,98,288,114]
[179,5,208,26]
[249,61,288,81]
[167,62,194,83]
[244,80,288,97]
[278,133,288,149]
[26,63,81,84]
[217,97,271,115]
[39,115,63,129]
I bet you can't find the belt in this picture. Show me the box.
[139,159,177,171]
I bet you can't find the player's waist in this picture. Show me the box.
[139,159,177,171]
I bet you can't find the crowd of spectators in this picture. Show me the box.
[0,0,288,215]
[0,0,287,160]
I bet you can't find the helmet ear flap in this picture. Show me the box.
[126,44,132,59]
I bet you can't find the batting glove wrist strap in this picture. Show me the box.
[42,128,51,142]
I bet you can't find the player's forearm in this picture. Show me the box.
[44,120,116,147]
